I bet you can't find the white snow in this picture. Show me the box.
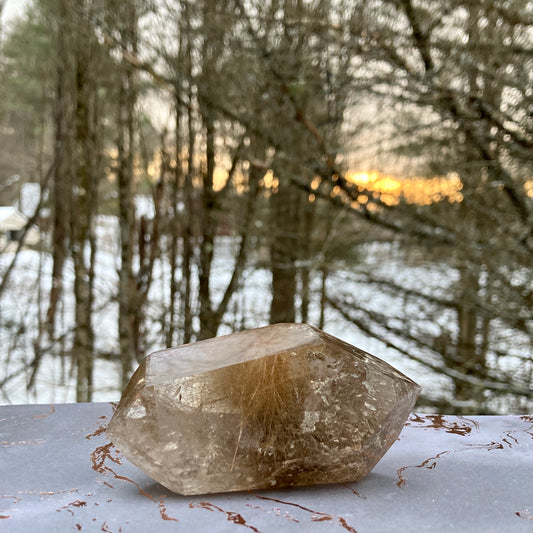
[0,217,531,412]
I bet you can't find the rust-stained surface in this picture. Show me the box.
[0,404,532,533]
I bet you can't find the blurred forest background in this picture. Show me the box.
[0,0,531,413]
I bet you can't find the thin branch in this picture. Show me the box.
[327,296,533,398]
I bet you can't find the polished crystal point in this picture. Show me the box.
[107,323,421,495]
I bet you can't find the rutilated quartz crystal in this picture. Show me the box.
[107,323,421,495]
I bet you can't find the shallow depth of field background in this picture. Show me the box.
[0,0,532,413]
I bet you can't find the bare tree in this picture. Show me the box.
[1,0,531,414]
[45,0,72,343]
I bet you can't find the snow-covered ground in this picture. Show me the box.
[0,217,530,411]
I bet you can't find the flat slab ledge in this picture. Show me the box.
[0,403,532,532]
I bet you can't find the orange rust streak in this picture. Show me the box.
[0,495,21,504]
[252,494,358,533]
[406,414,478,436]
[90,433,178,523]
[57,500,87,516]
[397,450,451,488]
[457,415,480,431]
[342,483,367,499]
[103,466,179,522]
[159,501,179,522]
[283,513,299,523]
[466,441,504,451]
[253,494,329,516]
[57,499,87,515]
[100,466,155,501]
[98,481,114,489]
[520,415,533,439]
[504,431,519,446]
[190,502,261,533]
[32,405,56,420]
[67,500,87,508]
[90,443,122,475]
[86,420,108,440]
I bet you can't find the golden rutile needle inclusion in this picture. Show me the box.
[107,323,421,495]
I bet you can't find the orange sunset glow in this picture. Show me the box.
[145,149,533,208]
[345,171,464,206]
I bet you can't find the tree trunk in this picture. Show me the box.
[166,95,182,347]
[299,192,314,323]
[71,5,96,402]
[181,77,195,344]
[318,267,328,330]
[454,263,485,409]
[117,6,138,390]
[197,106,217,340]
[269,181,299,324]
[210,163,260,334]
[46,0,71,341]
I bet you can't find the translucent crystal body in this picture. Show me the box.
[107,323,421,495]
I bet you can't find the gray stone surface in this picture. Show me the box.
[1,402,532,533]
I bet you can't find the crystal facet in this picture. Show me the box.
[107,323,421,495]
